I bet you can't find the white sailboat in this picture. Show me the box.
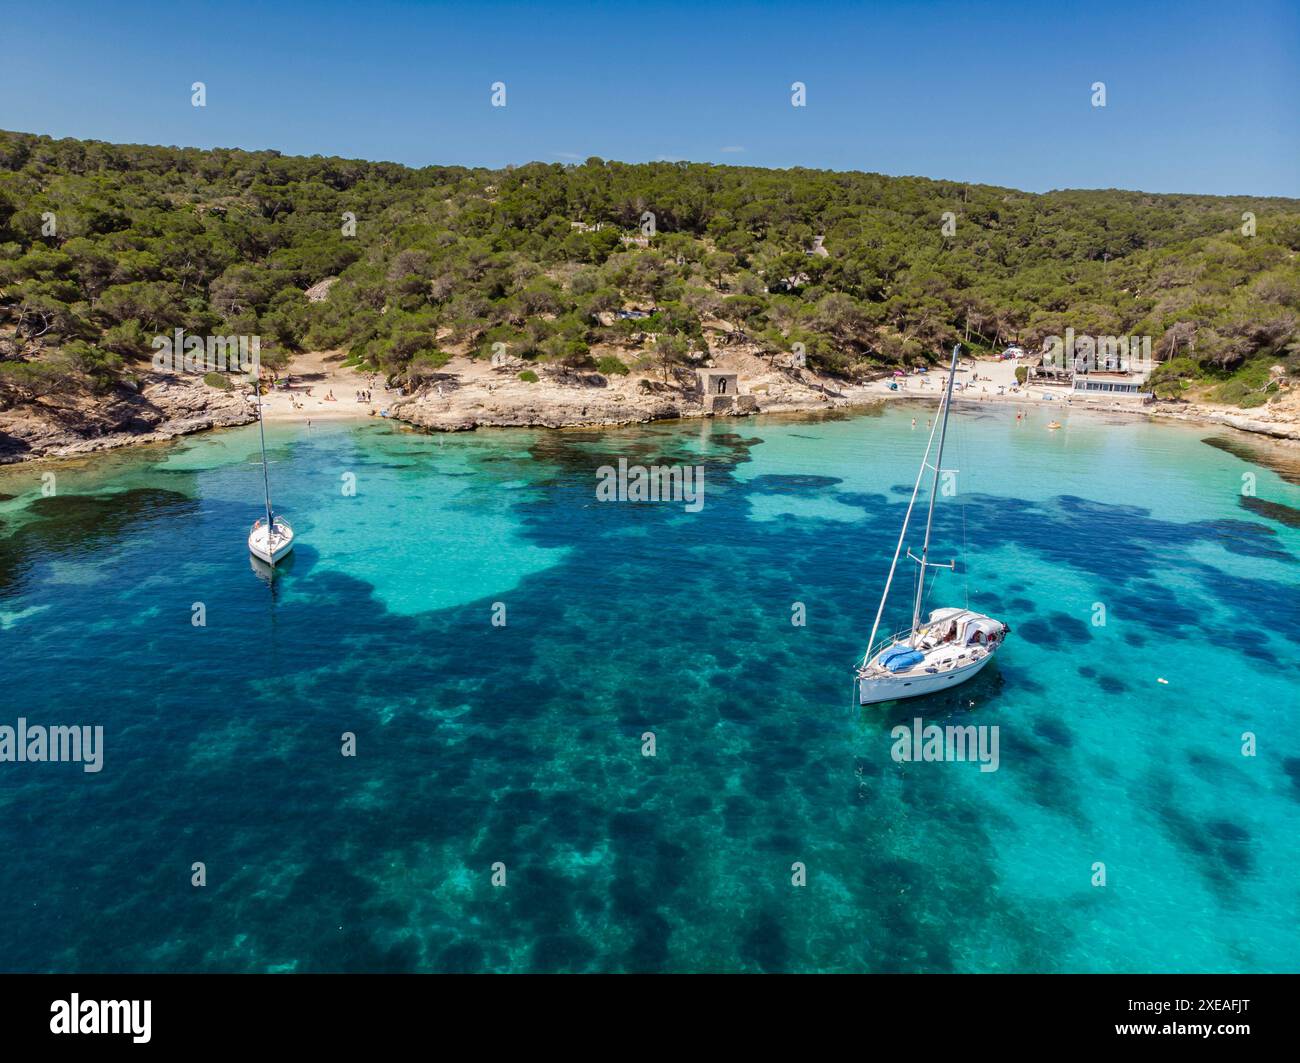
[247,377,294,566]
[856,345,1009,705]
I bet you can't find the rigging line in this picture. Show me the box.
[954,385,969,611]
[255,375,274,530]
[858,392,944,670]
[962,496,969,610]
[911,345,960,639]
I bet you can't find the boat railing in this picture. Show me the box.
[251,517,292,537]
[860,627,916,671]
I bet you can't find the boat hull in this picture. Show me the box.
[248,520,294,566]
[858,649,995,705]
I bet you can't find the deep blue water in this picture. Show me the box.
[1,404,1298,972]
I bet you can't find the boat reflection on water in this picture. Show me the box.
[249,549,295,586]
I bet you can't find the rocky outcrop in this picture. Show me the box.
[385,352,860,434]
[0,372,255,463]
[390,389,687,431]
[1148,403,1300,441]
[304,277,339,303]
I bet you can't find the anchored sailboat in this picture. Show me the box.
[247,376,294,566]
[856,345,1008,705]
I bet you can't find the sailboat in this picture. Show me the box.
[247,376,294,566]
[856,345,1009,705]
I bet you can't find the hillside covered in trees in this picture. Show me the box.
[1,128,1297,409]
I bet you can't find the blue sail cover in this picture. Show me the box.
[879,645,925,672]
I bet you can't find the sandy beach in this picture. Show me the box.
[257,349,391,423]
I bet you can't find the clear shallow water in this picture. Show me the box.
[1,405,1297,973]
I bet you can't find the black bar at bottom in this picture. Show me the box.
[0,973,1287,1050]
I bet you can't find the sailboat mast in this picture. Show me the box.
[911,344,961,638]
[859,398,944,669]
[255,375,274,531]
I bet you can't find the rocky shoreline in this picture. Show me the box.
[384,351,858,432]
[1141,405,1300,440]
[0,372,255,464]
[3,351,1298,466]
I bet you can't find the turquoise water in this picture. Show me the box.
[1,404,1297,973]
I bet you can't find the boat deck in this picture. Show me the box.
[868,642,989,677]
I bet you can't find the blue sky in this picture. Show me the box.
[1,0,1296,196]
